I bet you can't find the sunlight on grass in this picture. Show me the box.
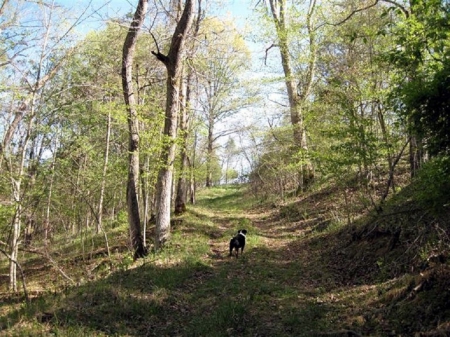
[197,185,255,212]
[152,230,211,266]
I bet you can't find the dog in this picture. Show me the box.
[229,229,247,258]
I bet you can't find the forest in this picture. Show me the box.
[1,0,449,335]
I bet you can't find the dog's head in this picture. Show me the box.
[238,229,247,236]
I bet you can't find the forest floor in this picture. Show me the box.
[1,182,450,336]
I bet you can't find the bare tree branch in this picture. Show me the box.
[325,0,409,28]
[0,0,9,17]
[150,32,169,64]
[330,1,379,26]
[20,246,76,285]
[381,0,409,17]
[264,43,278,66]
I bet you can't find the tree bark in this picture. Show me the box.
[206,116,214,187]
[97,110,111,234]
[190,130,198,204]
[97,110,111,257]
[409,134,422,178]
[175,71,191,215]
[121,0,148,259]
[44,136,58,244]
[152,0,195,249]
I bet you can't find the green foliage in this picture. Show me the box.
[192,18,253,187]
[115,210,128,228]
[414,155,450,213]
[224,168,239,182]
[209,155,223,185]
[387,0,449,67]
[387,0,450,156]
[401,61,450,156]
[0,204,14,232]
[119,253,134,271]
[248,126,301,197]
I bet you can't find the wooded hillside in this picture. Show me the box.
[1,1,449,335]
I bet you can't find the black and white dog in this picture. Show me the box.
[229,229,247,258]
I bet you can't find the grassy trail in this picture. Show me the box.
[178,186,337,336]
[1,185,360,336]
[4,182,449,335]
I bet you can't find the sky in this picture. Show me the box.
[54,0,255,30]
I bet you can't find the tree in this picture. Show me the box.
[249,0,411,202]
[223,137,238,184]
[152,0,195,249]
[0,0,88,292]
[121,0,149,259]
[193,18,251,187]
[48,24,130,241]
[388,0,450,158]
[175,1,204,215]
[316,2,403,174]
[263,0,317,192]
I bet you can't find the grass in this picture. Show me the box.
[1,181,450,336]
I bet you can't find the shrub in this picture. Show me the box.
[415,155,450,213]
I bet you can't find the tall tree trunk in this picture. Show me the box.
[190,130,198,204]
[97,110,111,257]
[0,105,24,171]
[9,95,36,292]
[152,0,195,249]
[10,189,21,292]
[268,0,316,191]
[97,110,110,233]
[409,134,422,178]
[175,71,191,215]
[141,154,150,245]
[121,0,148,259]
[44,135,58,244]
[206,118,214,187]
[178,0,202,207]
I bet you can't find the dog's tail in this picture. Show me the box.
[229,240,233,256]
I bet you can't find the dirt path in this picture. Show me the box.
[189,188,360,336]
[199,199,297,262]
[203,197,314,266]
